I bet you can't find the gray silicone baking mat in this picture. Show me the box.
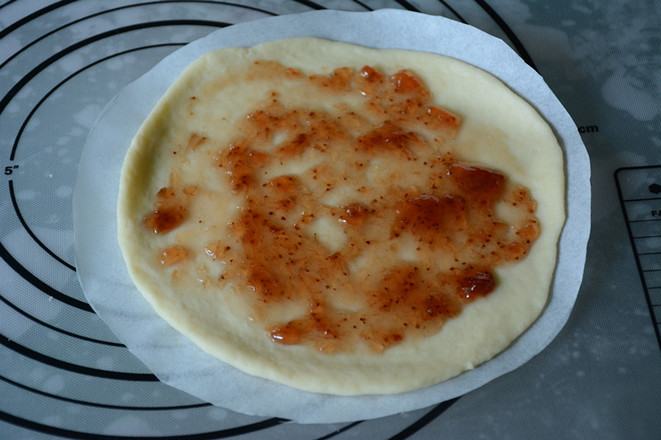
[1,1,660,438]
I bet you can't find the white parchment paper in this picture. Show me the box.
[73,10,590,423]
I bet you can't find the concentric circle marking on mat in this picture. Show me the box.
[0,1,533,437]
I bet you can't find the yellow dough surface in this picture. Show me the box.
[117,37,565,395]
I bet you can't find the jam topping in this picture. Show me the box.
[143,186,190,234]
[143,62,540,353]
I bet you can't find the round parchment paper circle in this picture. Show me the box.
[73,9,590,423]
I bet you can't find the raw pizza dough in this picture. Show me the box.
[117,37,565,395]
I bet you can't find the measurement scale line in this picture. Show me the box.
[0,0,17,12]
[438,1,468,23]
[388,398,459,440]
[474,0,537,71]
[0,293,124,347]
[316,422,364,440]
[629,218,661,224]
[0,374,210,411]
[13,45,189,160]
[615,166,661,353]
[622,196,661,203]
[616,165,661,172]
[348,0,373,11]
[394,1,418,12]
[0,241,93,312]
[292,0,325,10]
[0,334,158,381]
[0,1,276,70]
[2,20,230,160]
[0,0,77,40]
[0,409,284,440]
[9,44,187,242]
[9,180,76,271]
